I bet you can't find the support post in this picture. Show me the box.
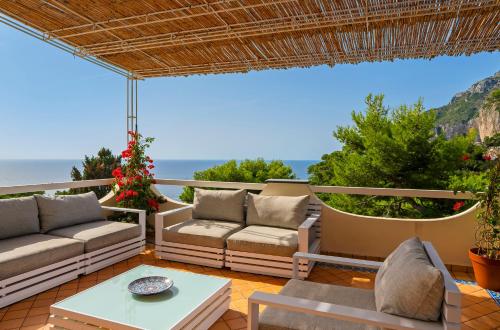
[126,78,139,142]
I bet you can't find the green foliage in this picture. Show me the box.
[433,92,484,125]
[473,155,500,260]
[309,94,477,218]
[57,148,121,199]
[0,192,44,199]
[179,158,296,203]
[484,88,500,112]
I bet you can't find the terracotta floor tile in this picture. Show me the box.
[20,325,46,330]
[0,318,24,329]
[26,307,49,318]
[475,314,500,328]
[2,309,29,321]
[225,317,247,329]
[31,299,54,308]
[58,282,78,291]
[208,321,230,330]
[22,314,49,327]
[488,311,500,322]
[7,301,33,312]
[462,305,487,322]
[35,291,57,300]
[222,310,244,321]
[464,317,498,330]
[477,300,500,313]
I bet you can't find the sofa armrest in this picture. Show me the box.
[298,213,320,230]
[248,292,446,330]
[297,213,320,255]
[101,206,146,240]
[292,252,382,278]
[155,205,193,245]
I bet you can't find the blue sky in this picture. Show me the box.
[0,24,498,160]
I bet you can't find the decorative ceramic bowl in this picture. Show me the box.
[128,276,174,295]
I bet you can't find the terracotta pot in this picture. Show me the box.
[469,248,500,291]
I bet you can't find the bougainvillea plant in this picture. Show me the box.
[455,149,499,260]
[112,131,164,215]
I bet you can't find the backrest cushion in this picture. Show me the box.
[192,189,246,223]
[36,192,104,233]
[0,196,40,239]
[374,237,444,321]
[246,193,310,230]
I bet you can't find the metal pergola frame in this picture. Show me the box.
[0,13,142,141]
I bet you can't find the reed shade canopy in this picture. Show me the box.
[0,0,499,79]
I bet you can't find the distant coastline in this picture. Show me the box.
[0,159,317,200]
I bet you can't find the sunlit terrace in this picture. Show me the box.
[0,1,499,329]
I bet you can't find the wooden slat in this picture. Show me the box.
[0,1,497,78]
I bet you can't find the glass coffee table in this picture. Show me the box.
[50,265,231,330]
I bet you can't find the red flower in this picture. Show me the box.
[121,149,132,158]
[116,191,125,202]
[112,167,122,178]
[461,154,470,161]
[143,169,150,175]
[128,130,136,136]
[147,198,159,211]
[125,190,137,197]
[453,201,465,212]
[117,181,124,187]
[147,165,155,169]
[483,154,492,161]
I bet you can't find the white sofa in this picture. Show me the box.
[0,192,145,308]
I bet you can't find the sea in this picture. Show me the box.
[0,160,317,200]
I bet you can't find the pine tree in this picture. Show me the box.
[65,148,121,199]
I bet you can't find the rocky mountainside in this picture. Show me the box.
[433,71,499,141]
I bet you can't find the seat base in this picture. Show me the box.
[225,246,319,279]
[156,241,225,268]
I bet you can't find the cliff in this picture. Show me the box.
[433,71,499,141]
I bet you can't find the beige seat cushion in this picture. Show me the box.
[0,196,40,239]
[192,188,246,223]
[163,219,243,249]
[374,237,444,321]
[260,279,380,330]
[0,234,84,280]
[48,220,141,253]
[246,194,310,230]
[226,225,298,257]
[36,192,104,233]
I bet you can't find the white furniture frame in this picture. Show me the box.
[0,206,146,309]
[226,201,322,279]
[86,206,146,274]
[155,201,322,278]
[248,241,461,330]
[155,205,228,268]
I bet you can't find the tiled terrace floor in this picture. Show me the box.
[0,248,499,330]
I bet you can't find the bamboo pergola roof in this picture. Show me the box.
[0,0,499,79]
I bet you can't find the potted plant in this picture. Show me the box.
[111,131,164,231]
[467,150,499,291]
